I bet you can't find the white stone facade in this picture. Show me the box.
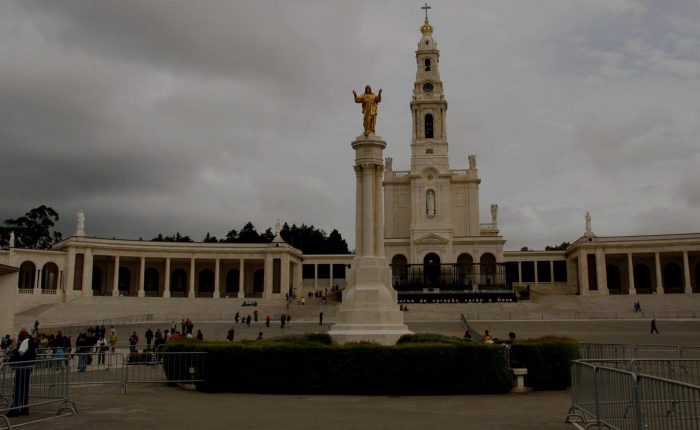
[383,18,505,269]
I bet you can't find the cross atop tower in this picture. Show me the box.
[421,2,431,24]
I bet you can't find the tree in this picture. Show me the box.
[545,242,570,251]
[0,205,63,249]
[203,232,219,243]
[151,232,193,242]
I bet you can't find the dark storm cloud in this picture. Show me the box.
[2,1,699,250]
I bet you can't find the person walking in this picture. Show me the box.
[108,326,118,353]
[145,328,154,350]
[651,319,659,334]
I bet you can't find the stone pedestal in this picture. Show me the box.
[329,133,411,345]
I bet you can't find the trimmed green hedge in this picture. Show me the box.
[163,334,578,393]
[165,334,512,395]
[509,336,579,390]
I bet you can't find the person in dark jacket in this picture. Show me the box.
[7,328,37,417]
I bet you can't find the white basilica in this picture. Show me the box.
[1,14,700,334]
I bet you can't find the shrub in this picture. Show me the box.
[509,336,579,390]
[166,334,512,395]
[396,333,466,345]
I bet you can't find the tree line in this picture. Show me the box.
[1,206,350,254]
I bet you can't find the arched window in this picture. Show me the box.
[424,113,434,139]
[198,269,215,296]
[144,268,160,295]
[118,267,131,295]
[426,148,433,154]
[41,262,59,290]
[424,58,431,71]
[18,261,36,290]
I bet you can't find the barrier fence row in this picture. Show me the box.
[567,360,700,430]
[579,343,700,360]
[462,310,699,321]
[0,358,77,430]
[0,351,206,429]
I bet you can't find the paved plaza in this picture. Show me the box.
[11,384,572,430]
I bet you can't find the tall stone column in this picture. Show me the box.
[329,133,411,345]
[627,253,636,295]
[238,259,245,298]
[654,252,664,294]
[188,259,196,298]
[82,250,93,297]
[264,254,273,298]
[138,257,146,297]
[683,251,692,294]
[214,258,221,298]
[163,258,170,298]
[595,249,609,295]
[112,256,120,297]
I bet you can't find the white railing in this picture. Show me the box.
[450,169,468,176]
[41,289,57,295]
[480,222,497,230]
[394,171,410,177]
[18,288,34,295]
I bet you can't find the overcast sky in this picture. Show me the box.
[1,0,699,251]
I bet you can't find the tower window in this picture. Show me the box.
[424,59,431,71]
[426,148,433,154]
[425,113,434,139]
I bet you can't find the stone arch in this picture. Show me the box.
[457,253,474,287]
[480,253,497,285]
[663,262,683,293]
[92,266,102,293]
[41,262,59,290]
[198,269,215,296]
[424,113,434,139]
[144,267,160,295]
[695,263,700,293]
[170,268,187,297]
[253,269,265,296]
[18,261,36,289]
[423,252,441,287]
[633,264,651,294]
[118,266,132,295]
[606,264,622,294]
[225,269,240,296]
[391,254,408,287]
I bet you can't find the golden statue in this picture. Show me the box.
[353,85,382,134]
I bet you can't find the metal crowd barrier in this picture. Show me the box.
[0,358,77,429]
[32,349,205,394]
[579,343,700,360]
[567,360,700,430]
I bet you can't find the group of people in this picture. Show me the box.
[633,301,643,312]
[463,329,517,344]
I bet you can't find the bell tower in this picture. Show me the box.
[410,4,449,174]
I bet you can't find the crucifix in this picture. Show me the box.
[421,2,431,23]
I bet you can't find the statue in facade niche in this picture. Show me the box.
[468,154,476,169]
[426,190,436,216]
[491,204,498,226]
[353,85,382,135]
[9,231,15,248]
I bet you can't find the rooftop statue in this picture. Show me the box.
[353,85,382,135]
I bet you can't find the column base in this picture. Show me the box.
[329,256,411,346]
